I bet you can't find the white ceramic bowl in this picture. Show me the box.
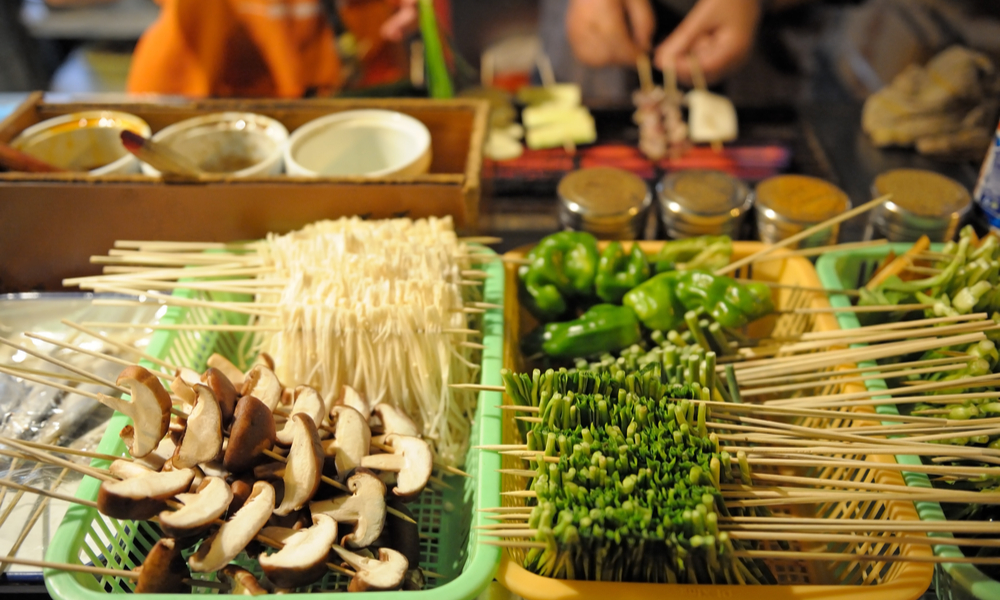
[11,110,151,175]
[141,112,289,178]
[285,109,432,178]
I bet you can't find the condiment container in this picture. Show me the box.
[754,175,850,248]
[557,167,652,239]
[141,112,288,178]
[868,169,971,242]
[10,110,150,175]
[657,169,751,239]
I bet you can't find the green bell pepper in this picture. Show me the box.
[523,304,643,360]
[595,242,651,304]
[519,231,600,322]
[675,271,774,329]
[623,272,687,331]
[653,237,732,274]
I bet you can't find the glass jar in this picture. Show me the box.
[754,175,850,248]
[868,169,971,242]
[557,167,652,239]
[657,169,752,239]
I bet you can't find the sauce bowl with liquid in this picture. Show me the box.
[11,111,151,174]
[140,112,289,178]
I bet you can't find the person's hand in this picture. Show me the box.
[655,0,762,85]
[381,0,419,42]
[566,0,656,67]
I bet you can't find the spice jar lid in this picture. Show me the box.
[557,167,652,238]
[755,175,850,225]
[658,170,751,217]
[873,169,971,220]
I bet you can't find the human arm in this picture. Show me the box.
[565,0,657,67]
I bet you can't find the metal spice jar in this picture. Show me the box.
[754,175,850,248]
[557,167,652,240]
[868,169,971,242]
[657,169,752,239]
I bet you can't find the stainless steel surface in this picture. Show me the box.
[755,175,850,248]
[868,169,972,242]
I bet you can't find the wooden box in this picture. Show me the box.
[0,93,489,291]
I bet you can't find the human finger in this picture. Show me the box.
[623,0,656,53]
[380,3,419,42]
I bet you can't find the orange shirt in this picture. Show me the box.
[128,0,342,97]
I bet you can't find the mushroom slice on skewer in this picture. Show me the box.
[243,365,282,413]
[275,386,325,445]
[274,413,323,516]
[207,353,245,389]
[135,538,190,594]
[157,476,234,539]
[220,565,268,596]
[333,546,408,592]
[109,459,154,480]
[172,384,223,469]
[322,405,370,480]
[360,434,432,500]
[135,435,176,471]
[310,468,386,549]
[189,480,274,573]
[171,375,197,409]
[98,365,171,458]
[371,403,418,444]
[97,468,196,520]
[202,367,238,425]
[334,385,374,419]
[252,352,275,371]
[259,514,338,589]
[224,395,276,474]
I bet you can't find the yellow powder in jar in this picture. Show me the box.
[670,171,741,214]
[874,169,970,217]
[755,175,849,223]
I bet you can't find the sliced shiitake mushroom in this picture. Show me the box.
[274,414,323,516]
[202,366,238,425]
[135,435,176,471]
[134,538,189,594]
[189,481,274,573]
[322,405,370,480]
[97,468,195,520]
[224,395,276,474]
[157,476,233,539]
[333,546,407,592]
[275,386,325,446]
[371,403,419,443]
[259,514,338,589]
[310,468,386,549]
[172,384,223,469]
[220,565,268,596]
[360,434,432,500]
[98,366,171,458]
[108,459,154,480]
[333,385,374,419]
[207,353,245,389]
[242,365,282,412]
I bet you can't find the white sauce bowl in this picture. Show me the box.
[11,110,151,175]
[141,112,289,178]
[285,110,432,178]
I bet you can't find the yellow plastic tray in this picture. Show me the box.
[497,241,934,600]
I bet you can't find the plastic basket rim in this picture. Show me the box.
[816,243,1000,600]
[43,249,505,600]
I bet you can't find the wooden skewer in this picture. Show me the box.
[753,239,889,262]
[739,457,1000,478]
[795,313,988,342]
[731,550,1000,566]
[83,322,281,333]
[0,555,221,589]
[61,319,180,371]
[717,194,892,276]
[12,439,123,464]
[114,240,259,251]
[481,540,547,549]
[762,320,994,354]
[720,516,1000,533]
[478,507,536,513]
[735,279,861,297]
[498,469,538,477]
[737,355,969,386]
[775,303,933,315]
[65,264,273,287]
[768,372,1000,408]
[0,336,128,395]
[739,362,965,396]
[452,383,505,392]
[636,54,654,92]
[0,364,104,401]
[516,416,543,424]
[0,437,114,482]
[102,249,260,265]
[88,285,277,318]
[459,237,503,245]
[0,365,96,386]
[496,405,540,413]
[484,513,532,521]
[0,474,97,508]
[22,332,174,381]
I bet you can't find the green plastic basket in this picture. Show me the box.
[817,243,999,600]
[44,253,504,599]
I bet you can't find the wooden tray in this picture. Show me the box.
[0,93,488,291]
